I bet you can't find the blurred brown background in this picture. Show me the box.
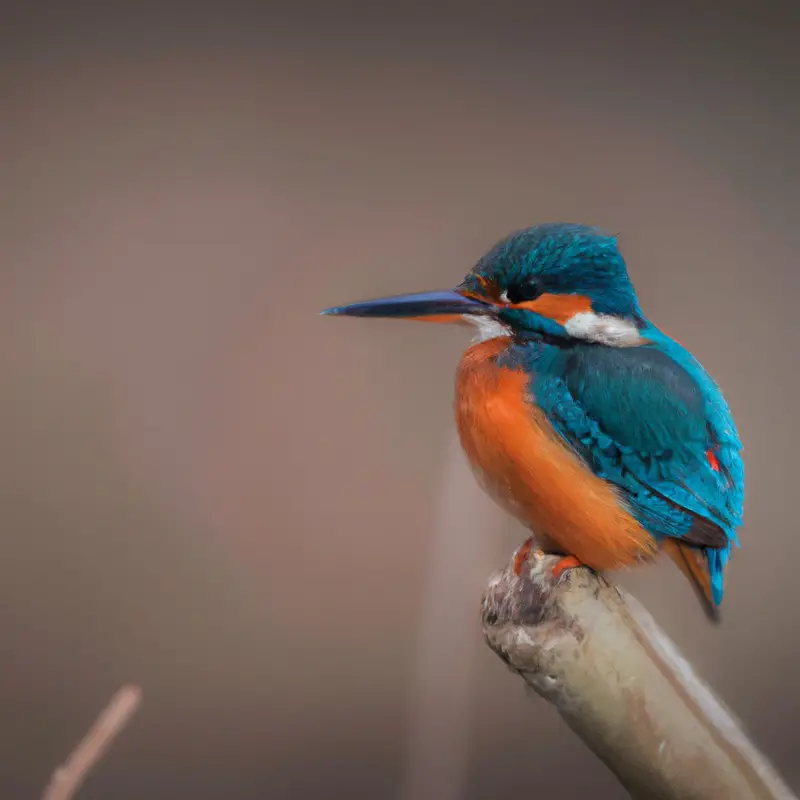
[2,2,799,798]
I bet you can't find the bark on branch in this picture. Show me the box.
[481,548,796,800]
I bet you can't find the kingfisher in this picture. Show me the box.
[322,223,744,621]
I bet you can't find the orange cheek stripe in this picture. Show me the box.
[516,293,592,324]
[474,274,491,293]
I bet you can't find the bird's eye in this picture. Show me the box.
[505,277,543,304]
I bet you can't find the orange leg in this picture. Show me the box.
[513,536,536,576]
[550,555,583,580]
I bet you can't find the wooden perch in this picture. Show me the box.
[481,548,796,800]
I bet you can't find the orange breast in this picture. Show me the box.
[454,338,657,571]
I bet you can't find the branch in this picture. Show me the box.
[42,684,142,800]
[481,549,796,800]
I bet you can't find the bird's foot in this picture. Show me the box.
[512,539,585,580]
[550,555,584,581]
[512,536,544,576]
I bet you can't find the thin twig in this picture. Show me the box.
[41,684,142,800]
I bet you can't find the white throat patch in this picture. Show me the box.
[463,314,511,343]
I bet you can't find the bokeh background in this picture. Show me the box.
[2,2,799,798]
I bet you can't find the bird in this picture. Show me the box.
[322,223,744,621]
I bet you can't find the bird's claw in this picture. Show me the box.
[550,555,583,581]
[513,537,536,576]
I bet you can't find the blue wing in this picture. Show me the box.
[518,329,744,604]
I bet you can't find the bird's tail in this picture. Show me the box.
[662,539,721,623]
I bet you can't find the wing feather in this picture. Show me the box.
[530,336,744,550]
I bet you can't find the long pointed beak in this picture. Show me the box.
[321,290,490,320]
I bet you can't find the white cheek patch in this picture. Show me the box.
[463,314,511,343]
[564,311,643,347]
